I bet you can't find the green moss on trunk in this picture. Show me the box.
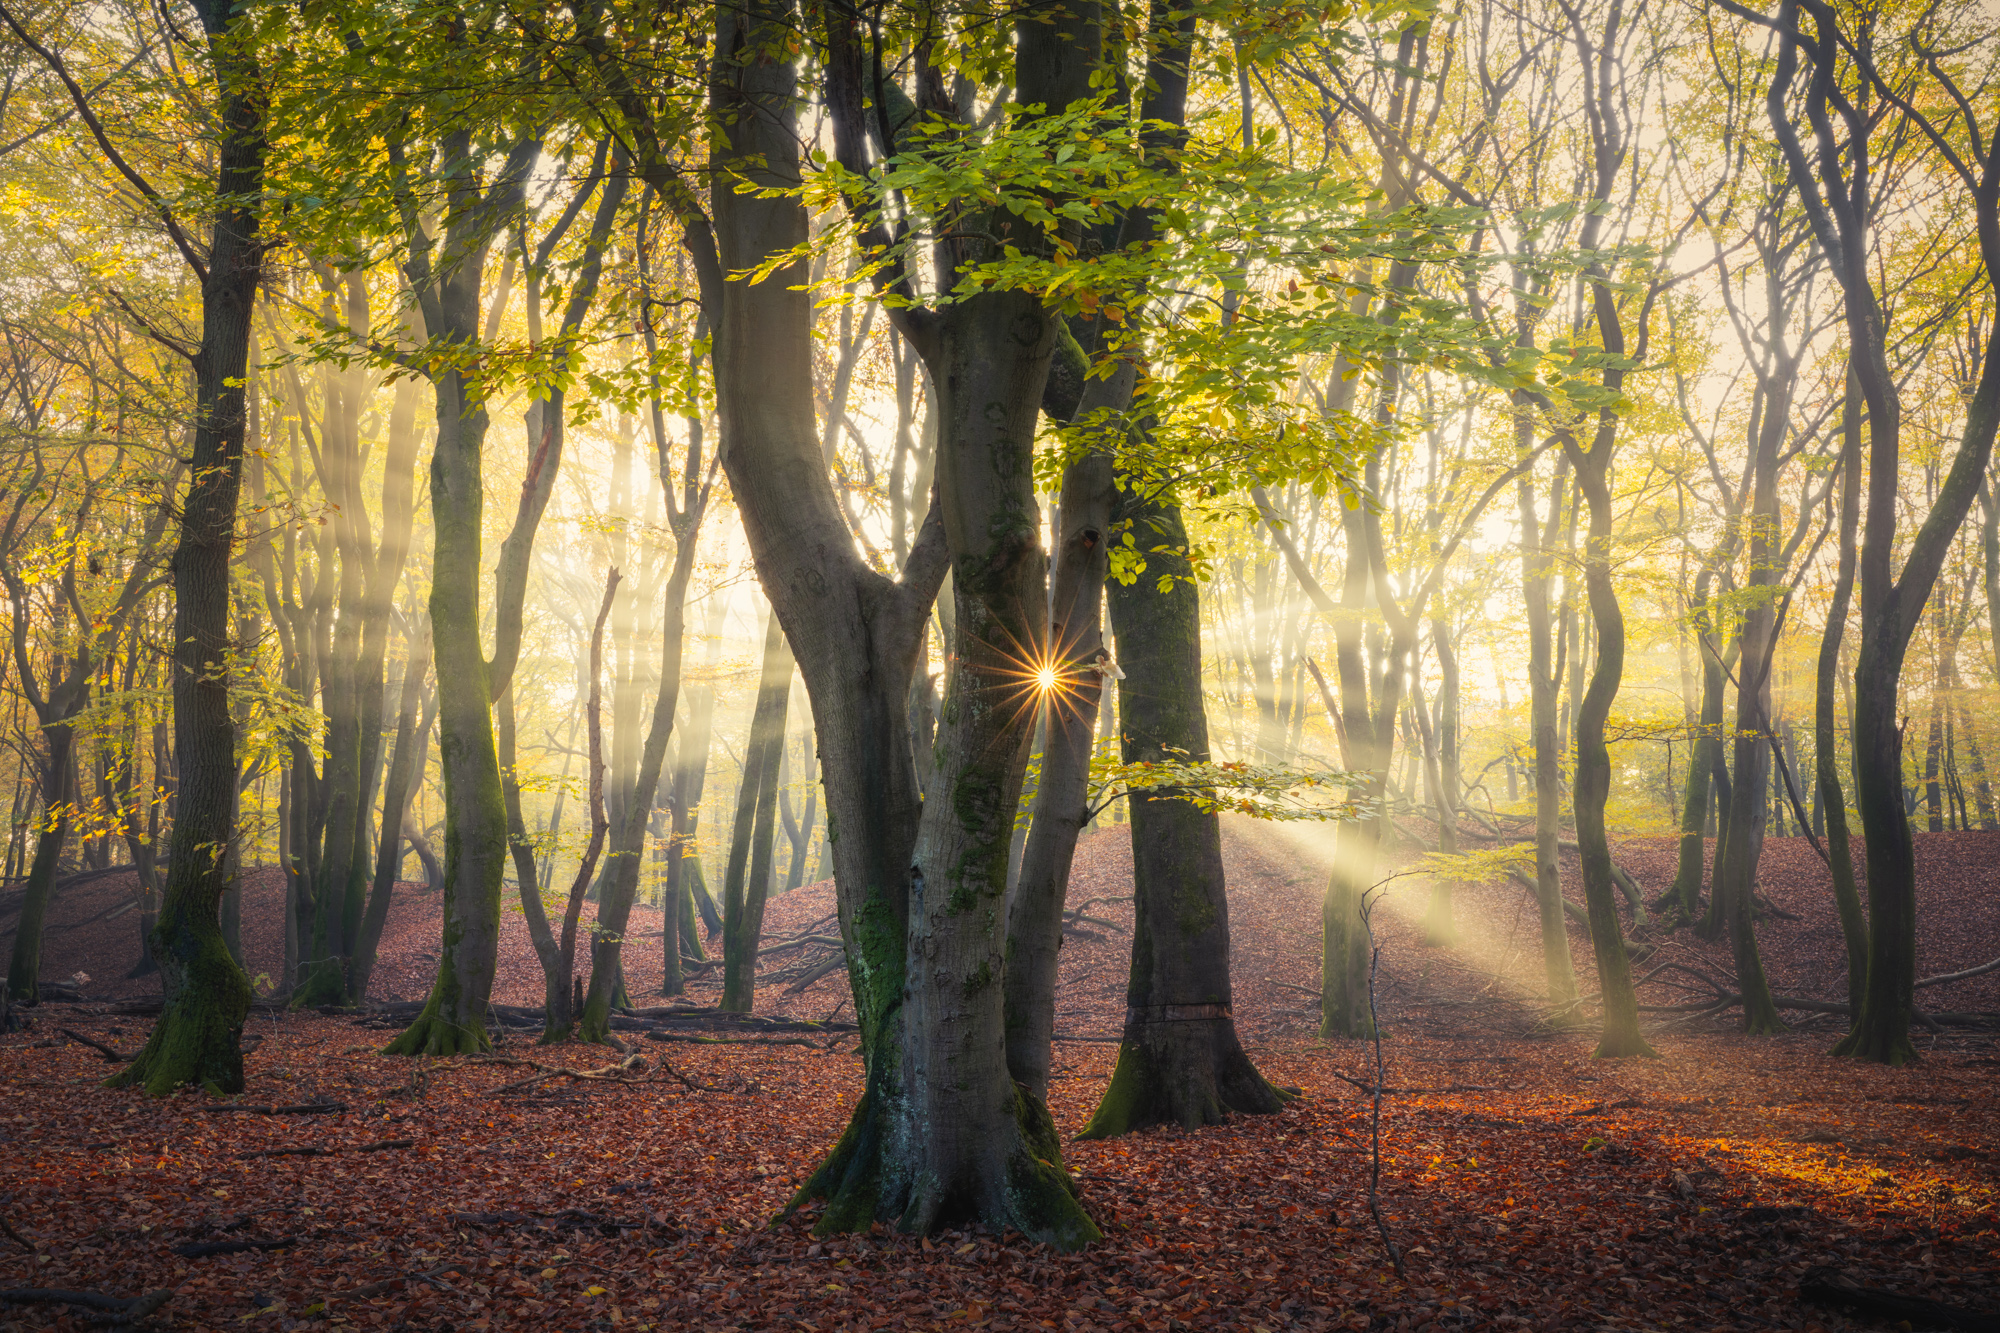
[111,901,251,1097]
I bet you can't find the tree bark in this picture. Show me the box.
[350,619,432,1001]
[1082,493,1288,1137]
[1816,372,1868,1004]
[720,610,793,1014]
[1002,364,1128,1100]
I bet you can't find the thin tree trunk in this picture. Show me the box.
[1003,362,1127,1100]
[350,620,433,1001]
[720,610,793,1014]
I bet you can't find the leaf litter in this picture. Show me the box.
[0,821,1995,1331]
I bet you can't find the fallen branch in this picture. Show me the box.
[195,1102,346,1116]
[781,956,845,995]
[0,1287,172,1323]
[171,1235,295,1259]
[1798,1265,1999,1332]
[236,1140,412,1160]
[1915,954,2000,991]
[57,1029,132,1062]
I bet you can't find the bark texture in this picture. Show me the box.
[1083,494,1287,1138]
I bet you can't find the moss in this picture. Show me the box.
[849,885,905,1047]
[382,948,490,1057]
[782,1085,889,1237]
[1831,1013,1918,1067]
[289,956,348,1010]
[109,924,251,1098]
[1076,1040,1149,1140]
[1002,1086,1100,1250]
[962,959,993,998]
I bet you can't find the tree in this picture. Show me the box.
[1749,0,2000,1064]
[0,0,275,1094]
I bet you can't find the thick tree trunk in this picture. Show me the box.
[109,0,262,1093]
[1083,495,1287,1138]
[383,129,545,1058]
[384,375,511,1057]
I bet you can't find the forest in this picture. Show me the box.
[0,0,1995,1328]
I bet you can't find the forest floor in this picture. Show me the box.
[1,821,1996,1332]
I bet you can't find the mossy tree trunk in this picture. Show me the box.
[720,610,792,1014]
[381,129,543,1060]
[101,0,265,1095]
[1082,494,1288,1139]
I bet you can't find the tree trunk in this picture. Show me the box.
[1522,458,1579,1002]
[1082,494,1287,1137]
[350,621,433,1001]
[382,131,547,1058]
[1002,362,1128,1099]
[1568,453,1654,1060]
[1667,566,1728,922]
[577,519,707,1042]
[109,0,263,1093]
[5,726,74,1003]
[1816,374,1868,1004]
[720,610,793,1014]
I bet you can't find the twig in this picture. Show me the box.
[1358,884,1406,1280]
[0,1214,30,1250]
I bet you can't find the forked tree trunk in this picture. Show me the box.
[350,619,432,1001]
[577,515,707,1043]
[1666,565,1728,922]
[1082,494,1287,1138]
[383,130,549,1058]
[720,611,793,1014]
[1002,364,1126,1100]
